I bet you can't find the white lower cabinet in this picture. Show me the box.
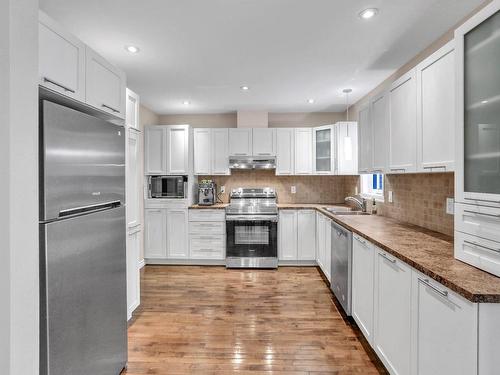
[279,210,298,260]
[315,212,331,281]
[144,208,167,259]
[127,227,141,320]
[373,249,412,375]
[166,209,189,258]
[297,210,316,260]
[411,271,477,375]
[188,209,226,260]
[351,234,375,345]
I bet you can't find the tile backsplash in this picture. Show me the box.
[198,171,454,237]
[198,170,358,204]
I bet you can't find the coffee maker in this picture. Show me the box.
[198,180,217,206]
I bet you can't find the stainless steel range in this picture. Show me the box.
[225,188,278,268]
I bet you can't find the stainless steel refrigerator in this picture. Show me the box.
[39,99,127,375]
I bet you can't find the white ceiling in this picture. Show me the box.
[40,0,483,114]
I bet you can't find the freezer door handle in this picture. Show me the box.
[59,200,121,217]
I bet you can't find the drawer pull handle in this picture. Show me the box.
[464,240,500,254]
[464,210,500,218]
[418,278,448,298]
[380,253,396,263]
[390,168,406,172]
[464,197,500,204]
[43,77,76,93]
[102,104,120,113]
[423,166,446,170]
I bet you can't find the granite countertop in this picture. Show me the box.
[189,203,228,209]
[190,202,500,302]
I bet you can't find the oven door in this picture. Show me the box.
[226,216,278,259]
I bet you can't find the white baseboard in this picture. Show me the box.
[138,259,145,269]
[145,258,226,266]
[278,260,318,266]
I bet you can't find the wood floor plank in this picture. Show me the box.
[123,266,387,375]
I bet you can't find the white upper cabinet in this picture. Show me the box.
[373,249,412,375]
[389,69,417,173]
[371,92,389,174]
[38,11,86,101]
[336,122,358,175]
[411,271,477,375]
[252,128,276,156]
[297,210,316,260]
[125,89,140,130]
[166,125,190,175]
[313,125,335,174]
[276,128,295,175]
[295,128,313,175]
[416,41,455,172]
[278,210,298,260]
[229,129,253,156]
[85,46,126,119]
[212,128,230,175]
[193,128,212,175]
[145,126,166,174]
[358,104,372,174]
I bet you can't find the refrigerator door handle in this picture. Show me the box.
[59,200,121,217]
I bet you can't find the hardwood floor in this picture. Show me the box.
[124,266,387,375]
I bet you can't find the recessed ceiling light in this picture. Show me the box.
[183,101,190,105]
[125,45,140,54]
[307,99,315,104]
[481,100,489,104]
[240,86,250,91]
[359,8,378,19]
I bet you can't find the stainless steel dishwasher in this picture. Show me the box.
[330,220,353,316]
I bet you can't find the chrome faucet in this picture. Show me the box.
[345,195,367,212]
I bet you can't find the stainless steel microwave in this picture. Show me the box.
[148,175,187,199]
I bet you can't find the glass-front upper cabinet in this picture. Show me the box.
[456,4,500,207]
[313,125,335,174]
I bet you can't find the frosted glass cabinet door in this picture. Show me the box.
[463,9,500,201]
[313,125,334,174]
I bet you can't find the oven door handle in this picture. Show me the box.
[226,215,278,222]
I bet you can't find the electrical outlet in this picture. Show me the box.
[291,186,296,194]
[388,191,394,203]
[220,185,225,194]
[446,197,455,215]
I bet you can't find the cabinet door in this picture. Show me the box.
[313,125,335,174]
[279,210,298,260]
[125,89,140,130]
[253,128,276,156]
[194,128,212,175]
[316,213,325,270]
[295,128,313,175]
[126,228,141,320]
[144,209,166,258]
[166,125,189,175]
[297,210,316,260]
[324,217,332,281]
[39,12,86,102]
[229,129,252,156]
[416,41,455,172]
[358,104,372,174]
[85,47,126,119]
[374,249,412,375]
[411,271,477,375]
[212,128,230,175]
[336,122,358,175]
[389,70,417,173]
[166,209,188,258]
[145,127,166,174]
[352,235,375,345]
[276,128,295,175]
[126,129,140,228]
[371,92,389,173]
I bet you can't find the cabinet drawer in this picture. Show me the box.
[455,231,500,277]
[188,209,225,222]
[189,221,225,235]
[455,203,500,243]
[189,235,225,259]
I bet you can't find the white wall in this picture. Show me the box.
[0,0,39,373]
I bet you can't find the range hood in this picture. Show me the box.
[229,156,276,170]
